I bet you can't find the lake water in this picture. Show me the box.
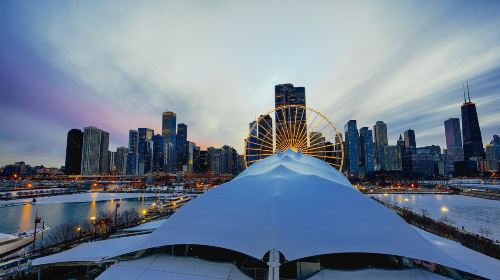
[371,194,500,241]
[0,192,156,235]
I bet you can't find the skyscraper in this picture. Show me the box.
[444,118,464,171]
[152,134,167,173]
[485,135,500,172]
[99,130,110,174]
[275,83,306,148]
[127,130,139,175]
[382,146,402,171]
[162,110,177,172]
[461,85,485,160]
[402,130,416,173]
[176,123,188,171]
[344,120,359,178]
[403,129,416,154]
[246,121,259,166]
[258,114,273,157]
[64,129,83,175]
[115,147,128,175]
[81,126,109,175]
[138,128,154,175]
[359,127,375,175]
[373,121,388,167]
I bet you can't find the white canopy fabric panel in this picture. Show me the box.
[31,235,146,266]
[115,150,476,273]
[96,255,252,280]
[306,268,451,280]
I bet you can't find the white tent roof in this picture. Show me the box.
[122,219,166,232]
[96,255,252,280]
[31,150,500,279]
[306,268,451,280]
[114,150,478,273]
[31,235,146,266]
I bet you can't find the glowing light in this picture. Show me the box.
[90,216,96,221]
[441,206,448,213]
[76,226,81,232]
[141,209,147,215]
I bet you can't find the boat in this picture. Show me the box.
[0,227,49,257]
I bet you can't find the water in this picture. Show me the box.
[371,194,500,241]
[0,193,155,235]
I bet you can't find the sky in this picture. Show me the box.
[1,0,500,167]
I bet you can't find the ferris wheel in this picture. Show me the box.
[244,105,344,171]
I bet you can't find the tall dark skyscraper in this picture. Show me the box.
[461,85,485,160]
[404,129,416,154]
[162,110,177,172]
[64,129,83,175]
[275,83,306,149]
[373,121,388,167]
[444,118,464,164]
[127,130,139,175]
[359,127,375,175]
[152,134,167,173]
[176,123,188,171]
[344,120,359,178]
[137,128,154,175]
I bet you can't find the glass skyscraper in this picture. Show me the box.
[152,134,167,173]
[373,121,388,167]
[65,129,83,175]
[176,123,188,171]
[444,118,464,167]
[275,83,306,148]
[81,126,109,175]
[359,127,375,175]
[162,110,177,172]
[344,120,359,178]
[461,94,485,160]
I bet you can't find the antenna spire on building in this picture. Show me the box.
[466,82,471,102]
[462,84,466,103]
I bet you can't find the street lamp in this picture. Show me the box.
[90,216,97,236]
[441,206,448,221]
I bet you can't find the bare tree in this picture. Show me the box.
[479,226,492,239]
[44,219,79,247]
[420,209,429,217]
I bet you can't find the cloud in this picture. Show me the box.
[1,0,500,166]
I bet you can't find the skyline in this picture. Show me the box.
[1,1,500,167]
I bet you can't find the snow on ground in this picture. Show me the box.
[0,192,158,206]
[371,194,500,241]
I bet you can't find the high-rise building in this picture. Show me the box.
[115,147,128,175]
[200,150,209,173]
[128,130,139,154]
[485,135,500,172]
[275,83,306,148]
[373,121,388,167]
[193,145,201,173]
[187,142,196,173]
[258,115,273,157]
[99,130,110,174]
[176,123,188,171]
[246,121,259,166]
[461,85,485,160]
[138,128,154,175]
[382,146,402,171]
[64,129,83,175]
[344,120,359,178]
[81,126,109,175]
[403,129,416,154]
[108,151,116,173]
[444,118,464,172]
[127,152,138,176]
[359,127,375,176]
[152,134,167,173]
[162,110,177,172]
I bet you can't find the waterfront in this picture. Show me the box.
[372,193,500,241]
[0,192,156,235]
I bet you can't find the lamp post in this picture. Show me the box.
[114,202,121,228]
[441,206,448,221]
[32,212,41,251]
[90,216,96,237]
